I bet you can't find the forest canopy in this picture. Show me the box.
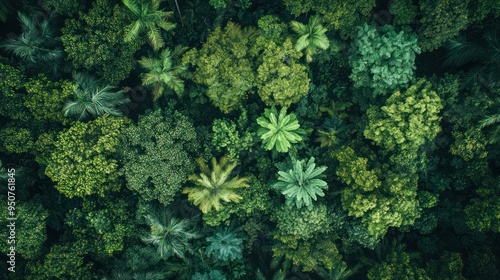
[0,0,499,279]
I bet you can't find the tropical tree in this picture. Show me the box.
[182,22,256,113]
[122,0,176,50]
[142,209,199,260]
[183,157,249,214]
[1,13,64,75]
[257,107,305,153]
[445,27,500,91]
[206,227,244,262]
[349,24,420,98]
[64,72,130,121]
[290,15,330,62]
[479,98,500,144]
[138,46,188,100]
[120,109,199,206]
[273,157,328,209]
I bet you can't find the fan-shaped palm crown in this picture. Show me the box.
[122,0,176,50]
[479,98,500,144]
[141,210,200,260]
[64,73,130,121]
[445,27,500,90]
[206,227,244,262]
[290,15,330,62]
[1,13,64,74]
[257,107,305,153]
[273,157,328,209]
[139,46,188,100]
[183,157,249,214]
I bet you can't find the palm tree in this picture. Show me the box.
[1,12,64,75]
[206,227,244,262]
[122,0,176,50]
[183,157,250,214]
[141,209,200,260]
[138,46,188,100]
[64,73,130,121]
[290,15,330,63]
[257,107,305,153]
[273,157,328,209]
[479,98,500,144]
[445,27,500,91]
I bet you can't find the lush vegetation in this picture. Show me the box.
[1,0,499,279]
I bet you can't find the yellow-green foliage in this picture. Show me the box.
[0,62,29,121]
[45,115,130,198]
[334,146,420,239]
[0,126,35,154]
[182,22,256,113]
[184,157,249,214]
[23,74,73,125]
[364,79,443,155]
[256,38,310,106]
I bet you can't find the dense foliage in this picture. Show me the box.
[1,0,499,279]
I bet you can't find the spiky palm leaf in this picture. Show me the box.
[206,227,244,262]
[64,73,130,121]
[445,28,500,90]
[1,12,64,74]
[141,210,200,260]
[290,15,330,62]
[139,46,188,100]
[183,157,249,214]
[479,98,500,144]
[257,107,305,153]
[122,0,176,50]
[273,157,328,209]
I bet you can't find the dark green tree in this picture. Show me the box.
[64,73,130,121]
[138,46,188,100]
[120,109,199,206]
[1,13,64,75]
[205,227,244,262]
[141,209,200,260]
[61,0,142,84]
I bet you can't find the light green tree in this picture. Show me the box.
[256,107,305,153]
[45,115,130,198]
[290,15,330,63]
[273,157,328,209]
[183,157,249,214]
[182,22,256,113]
[256,38,310,107]
[364,79,443,167]
[122,0,176,50]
